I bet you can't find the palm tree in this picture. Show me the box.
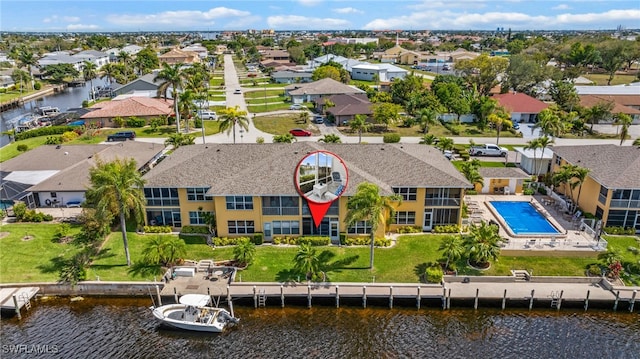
[219,106,249,144]
[465,222,504,268]
[439,235,464,271]
[534,108,563,138]
[165,133,195,148]
[437,137,455,152]
[143,235,186,266]
[233,238,256,267]
[488,112,512,146]
[634,138,640,146]
[11,69,29,94]
[419,134,437,145]
[177,90,195,132]
[117,50,132,78]
[535,136,554,178]
[416,108,439,134]
[273,133,297,143]
[86,158,146,266]
[349,114,370,143]
[82,61,98,101]
[100,62,117,86]
[318,134,341,143]
[524,138,540,177]
[17,48,37,90]
[345,182,402,269]
[612,113,633,145]
[155,63,185,133]
[293,242,320,281]
[571,166,590,213]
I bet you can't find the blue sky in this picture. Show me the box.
[1,1,639,32]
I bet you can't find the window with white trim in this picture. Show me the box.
[187,187,208,201]
[393,187,417,201]
[395,211,416,225]
[189,211,212,225]
[347,221,371,234]
[272,220,300,235]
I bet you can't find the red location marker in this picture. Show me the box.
[294,150,348,228]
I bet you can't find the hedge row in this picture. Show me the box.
[144,226,172,233]
[273,236,331,246]
[341,236,391,247]
[15,126,77,141]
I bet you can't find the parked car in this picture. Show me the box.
[512,122,520,130]
[289,104,304,110]
[289,128,312,136]
[313,116,324,124]
[234,89,242,94]
[107,131,136,142]
[197,110,217,120]
[469,144,508,157]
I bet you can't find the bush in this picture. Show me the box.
[537,187,548,195]
[603,226,635,235]
[126,117,146,127]
[382,133,401,143]
[144,225,172,233]
[212,236,251,246]
[13,202,53,222]
[61,131,79,142]
[113,117,125,128]
[16,144,28,152]
[339,232,347,245]
[33,82,41,90]
[272,236,331,246]
[587,264,602,276]
[465,190,477,195]
[342,237,391,247]
[45,136,62,144]
[523,188,535,195]
[252,232,264,245]
[15,125,76,141]
[256,137,265,144]
[180,225,210,234]
[433,224,462,233]
[396,225,422,234]
[425,265,444,283]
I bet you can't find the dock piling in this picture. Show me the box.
[389,286,393,309]
[584,290,590,311]
[502,289,507,310]
[281,285,285,308]
[557,290,564,310]
[474,288,479,310]
[155,285,162,306]
[12,295,21,320]
[447,288,451,310]
[362,286,367,308]
[613,291,620,311]
[416,286,421,309]
[253,286,257,308]
[629,290,637,313]
[529,290,535,310]
[307,285,312,309]
[174,288,178,303]
[336,286,340,308]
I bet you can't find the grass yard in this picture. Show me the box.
[339,122,520,138]
[583,73,638,86]
[244,89,286,99]
[0,136,50,162]
[248,102,296,113]
[253,113,320,135]
[0,223,83,282]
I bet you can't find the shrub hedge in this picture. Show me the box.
[15,125,77,141]
[180,225,210,234]
[144,225,172,233]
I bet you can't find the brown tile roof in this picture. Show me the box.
[324,94,372,116]
[478,167,530,179]
[578,95,640,115]
[28,141,165,192]
[552,145,640,189]
[143,143,471,195]
[493,92,549,114]
[81,98,174,119]
[285,78,364,96]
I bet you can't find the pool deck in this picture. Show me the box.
[465,194,604,254]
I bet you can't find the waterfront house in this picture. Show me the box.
[159,48,201,65]
[141,143,471,240]
[1,142,164,208]
[72,50,110,70]
[80,97,173,126]
[551,145,640,233]
[113,72,166,97]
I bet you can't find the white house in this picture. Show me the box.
[73,50,110,70]
[515,147,554,176]
[350,63,407,82]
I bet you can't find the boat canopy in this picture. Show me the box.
[178,294,211,307]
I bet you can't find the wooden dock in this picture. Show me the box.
[0,286,39,319]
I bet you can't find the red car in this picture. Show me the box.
[289,128,312,136]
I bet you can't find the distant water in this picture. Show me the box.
[1,77,109,147]
[1,297,639,359]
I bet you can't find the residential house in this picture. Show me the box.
[106,45,143,62]
[270,70,313,84]
[38,51,85,71]
[80,97,173,126]
[551,145,640,233]
[319,94,372,125]
[260,50,290,62]
[578,94,640,123]
[477,167,530,195]
[73,50,110,69]
[493,92,549,123]
[285,78,365,104]
[350,63,407,82]
[182,43,209,59]
[141,143,471,240]
[113,72,165,97]
[0,142,164,208]
[159,48,201,65]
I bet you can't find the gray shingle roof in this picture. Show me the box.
[552,145,640,189]
[285,78,364,96]
[143,143,471,195]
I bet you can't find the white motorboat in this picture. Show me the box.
[151,294,239,333]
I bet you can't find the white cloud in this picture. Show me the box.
[364,8,640,30]
[267,15,351,30]
[223,15,262,30]
[298,0,323,6]
[407,0,487,10]
[333,7,363,15]
[42,15,80,24]
[552,4,571,10]
[106,7,251,28]
[67,24,99,31]
[63,16,81,22]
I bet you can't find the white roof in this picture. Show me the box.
[179,294,211,307]
[515,147,554,159]
[575,85,640,95]
[351,64,379,70]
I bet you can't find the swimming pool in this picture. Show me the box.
[489,201,560,235]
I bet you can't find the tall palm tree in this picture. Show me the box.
[17,48,37,91]
[524,138,540,177]
[437,137,455,152]
[117,50,132,78]
[154,63,185,133]
[349,114,370,143]
[534,108,563,138]
[571,166,590,213]
[488,112,512,146]
[345,182,402,269]
[101,62,117,86]
[86,158,146,266]
[82,61,98,101]
[612,113,633,145]
[416,108,439,134]
[535,136,554,178]
[293,242,320,280]
[178,90,195,132]
[465,222,504,268]
[219,106,249,144]
[439,235,464,271]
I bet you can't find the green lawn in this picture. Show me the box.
[244,89,285,99]
[253,114,321,135]
[0,223,83,282]
[2,224,638,284]
[248,102,296,113]
[0,136,50,162]
[339,122,520,138]
[583,73,638,86]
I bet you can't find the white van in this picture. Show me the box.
[197,110,217,120]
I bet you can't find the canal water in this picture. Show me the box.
[1,297,638,358]
[0,77,109,147]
